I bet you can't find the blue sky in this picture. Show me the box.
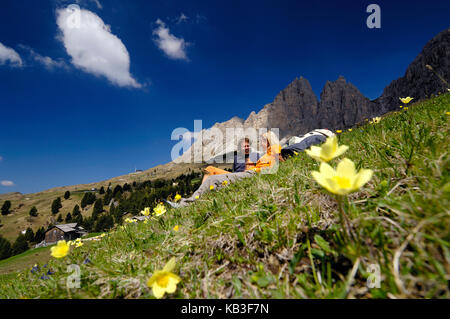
[0,0,449,194]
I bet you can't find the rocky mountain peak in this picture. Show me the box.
[173,29,449,164]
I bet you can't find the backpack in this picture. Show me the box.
[281,129,334,159]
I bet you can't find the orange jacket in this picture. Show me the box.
[252,144,282,173]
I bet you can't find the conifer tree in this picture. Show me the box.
[12,234,29,255]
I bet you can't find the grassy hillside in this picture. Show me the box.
[0,161,228,242]
[0,246,52,275]
[0,93,448,299]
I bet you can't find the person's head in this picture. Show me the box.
[238,137,251,156]
[261,130,279,151]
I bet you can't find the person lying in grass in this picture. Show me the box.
[200,137,261,183]
[167,131,283,208]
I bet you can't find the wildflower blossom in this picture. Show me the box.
[173,225,179,232]
[174,194,182,202]
[31,265,39,274]
[222,180,229,186]
[305,135,348,163]
[125,218,137,224]
[311,158,373,195]
[336,130,342,134]
[399,97,413,104]
[147,258,181,299]
[141,207,151,216]
[370,117,381,124]
[154,203,167,217]
[50,240,70,258]
[210,185,215,190]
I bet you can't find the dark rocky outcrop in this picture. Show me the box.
[377,28,449,112]
[317,76,381,130]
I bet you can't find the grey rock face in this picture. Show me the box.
[244,77,319,137]
[317,76,381,130]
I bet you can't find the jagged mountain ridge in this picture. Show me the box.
[175,28,449,164]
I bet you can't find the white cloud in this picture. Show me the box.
[56,8,142,88]
[1,181,15,187]
[33,53,68,70]
[153,19,189,61]
[0,42,23,67]
[176,13,189,24]
[19,45,69,71]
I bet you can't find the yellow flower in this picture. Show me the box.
[147,257,181,299]
[399,105,403,108]
[174,194,182,202]
[100,233,106,238]
[210,185,215,190]
[370,117,381,124]
[50,240,70,258]
[311,158,373,195]
[293,151,299,156]
[154,203,167,217]
[404,107,408,110]
[141,207,151,216]
[222,180,229,186]
[144,219,148,224]
[173,225,179,232]
[305,135,348,163]
[336,130,342,134]
[75,242,83,248]
[348,129,352,132]
[195,195,200,200]
[399,97,413,104]
[446,112,450,115]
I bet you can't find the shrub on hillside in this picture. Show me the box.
[51,197,62,215]
[29,206,38,217]
[1,201,11,216]
[64,191,71,200]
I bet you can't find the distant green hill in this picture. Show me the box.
[0,93,448,299]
